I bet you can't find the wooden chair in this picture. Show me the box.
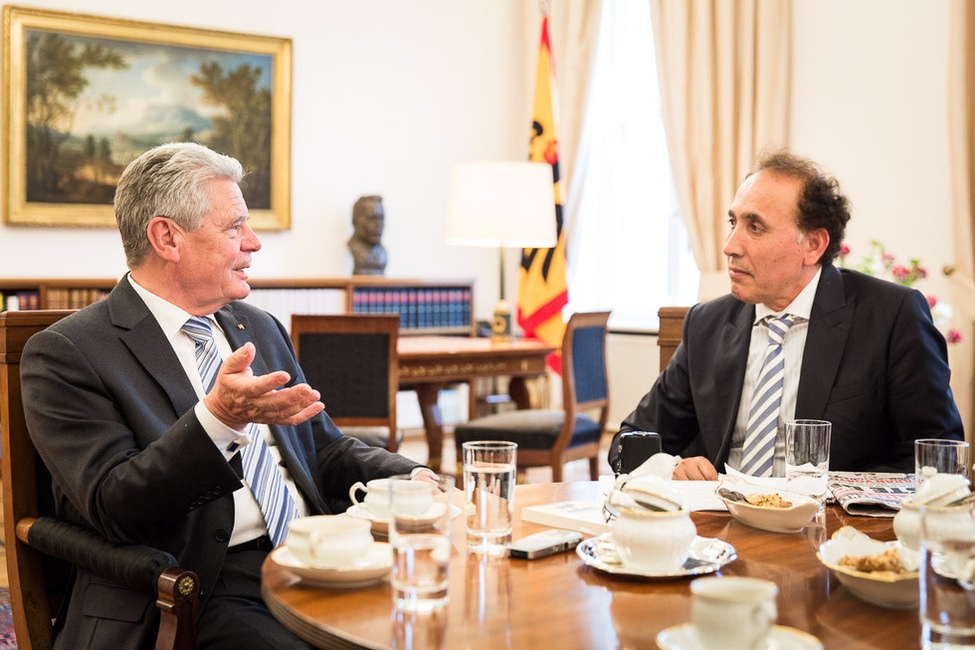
[0,310,200,650]
[290,314,402,452]
[657,306,703,457]
[453,311,612,482]
[657,306,689,370]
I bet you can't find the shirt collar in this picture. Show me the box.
[754,266,823,324]
[127,274,222,341]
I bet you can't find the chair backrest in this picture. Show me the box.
[561,311,611,420]
[290,314,400,450]
[657,306,689,370]
[1,310,75,649]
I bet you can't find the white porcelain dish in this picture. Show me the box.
[347,503,462,537]
[816,526,919,609]
[577,534,736,579]
[715,475,820,534]
[271,543,393,588]
[656,623,823,650]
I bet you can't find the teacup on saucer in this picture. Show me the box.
[285,515,374,568]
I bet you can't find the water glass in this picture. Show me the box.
[919,502,975,649]
[462,441,517,556]
[389,474,455,614]
[915,439,970,488]
[785,420,831,500]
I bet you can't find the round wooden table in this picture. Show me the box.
[262,482,916,649]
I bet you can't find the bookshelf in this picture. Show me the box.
[0,277,475,336]
[0,278,117,311]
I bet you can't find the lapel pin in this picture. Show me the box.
[237,324,245,330]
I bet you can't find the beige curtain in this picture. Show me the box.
[649,0,791,300]
[947,0,975,442]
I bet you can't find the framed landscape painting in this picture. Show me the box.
[2,6,292,228]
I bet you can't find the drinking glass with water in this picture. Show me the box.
[462,441,517,556]
[919,501,975,649]
[389,474,455,614]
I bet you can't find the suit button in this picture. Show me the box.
[215,529,230,543]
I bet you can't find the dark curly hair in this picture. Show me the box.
[753,149,851,266]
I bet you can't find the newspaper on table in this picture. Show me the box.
[826,471,915,517]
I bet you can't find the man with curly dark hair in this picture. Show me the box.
[609,149,963,479]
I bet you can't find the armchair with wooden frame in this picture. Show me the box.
[657,306,690,369]
[290,314,402,452]
[0,310,200,650]
[452,311,612,482]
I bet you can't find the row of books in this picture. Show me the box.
[44,288,111,310]
[0,290,41,311]
[244,288,347,331]
[0,288,111,311]
[352,287,472,330]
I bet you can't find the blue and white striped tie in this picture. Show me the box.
[740,315,794,477]
[181,316,299,546]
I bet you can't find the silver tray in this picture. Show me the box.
[576,534,736,579]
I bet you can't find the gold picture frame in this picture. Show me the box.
[2,6,292,229]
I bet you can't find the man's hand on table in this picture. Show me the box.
[672,456,719,481]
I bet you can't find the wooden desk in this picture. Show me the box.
[263,482,915,649]
[397,336,555,472]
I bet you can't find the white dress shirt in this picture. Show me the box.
[128,276,308,545]
[726,267,823,477]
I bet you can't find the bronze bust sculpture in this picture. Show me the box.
[348,195,387,275]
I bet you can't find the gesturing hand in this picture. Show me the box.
[203,342,325,431]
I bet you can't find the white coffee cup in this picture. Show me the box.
[387,480,437,519]
[285,515,374,568]
[350,478,435,520]
[690,577,778,650]
[349,478,394,520]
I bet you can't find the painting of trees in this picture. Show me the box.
[4,7,290,228]
[192,62,272,210]
[25,31,126,203]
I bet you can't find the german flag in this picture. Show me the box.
[518,14,568,374]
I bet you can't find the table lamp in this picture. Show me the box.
[447,161,556,341]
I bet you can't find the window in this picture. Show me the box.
[566,0,698,331]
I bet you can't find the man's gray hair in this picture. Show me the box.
[114,142,244,268]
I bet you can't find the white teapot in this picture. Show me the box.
[609,464,696,573]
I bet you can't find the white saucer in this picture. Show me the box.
[347,503,462,536]
[656,623,823,649]
[271,543,392,588]
[577,534,737,579]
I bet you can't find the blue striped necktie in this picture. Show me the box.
[181,316,299,546]
[740,315,794,477]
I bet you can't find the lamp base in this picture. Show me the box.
[491,299,512,342]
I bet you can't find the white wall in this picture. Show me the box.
[0,0,531,323]
[790,0,971,434]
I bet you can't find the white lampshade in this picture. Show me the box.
[446,161,557,248]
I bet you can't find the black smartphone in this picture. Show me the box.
[616,431,662,475]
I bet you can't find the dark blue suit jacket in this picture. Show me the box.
[21,278,420,649]
[610,266,964,473]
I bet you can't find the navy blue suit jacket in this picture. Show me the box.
[610,266,964,473]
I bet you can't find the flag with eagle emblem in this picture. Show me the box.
[518,14,568,374]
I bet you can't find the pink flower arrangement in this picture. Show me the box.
[839,241,961,344]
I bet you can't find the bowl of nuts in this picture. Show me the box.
[715,475,821,534]
[817,526,919,609]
